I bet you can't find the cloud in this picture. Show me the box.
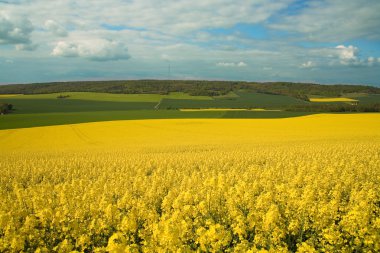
[1,0,379,85]
[106,0,292,34]
[217,61,247,67]
[0,1,24,4]
[1,0,291,35]
[300,61,316,69]
[335,45,358,65]
[51,39,131,61]
[15,43,37,51]
[161,54,172,61]
[45,20,68,37]
[334,45,378,67]
[270,0,380,41]
[0,13,33,46]
[368,57,380,66]
[307,45,380,68]
[217,62,235,67]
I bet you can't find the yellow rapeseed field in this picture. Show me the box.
[309,97,358,102]
[1,114,379,252]
[179,109,281,112]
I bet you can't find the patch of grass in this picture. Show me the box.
[342,93,369,98]
[356,94,380,104]
[160,91,308,109]
[164,92,212,100]
[213,91,239,99]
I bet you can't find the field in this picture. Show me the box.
[308,97,358,102]
[356,94,380,104]
[0,91,312,130]
[1,0,380,250]
[179,109,281,112]
[2,92,212,103]
[2,89,380,130]
[158,92,308,110]
[1,114,379,252]
[1,86,380,251]
[0,92,212,114]
[308,94,380,105]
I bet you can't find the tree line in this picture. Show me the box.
[0,80,379,100]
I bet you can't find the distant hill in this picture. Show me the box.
[1,80,380,101]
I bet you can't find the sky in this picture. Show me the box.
[0,0,380,86]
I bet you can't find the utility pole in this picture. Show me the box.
[168,62,171,80]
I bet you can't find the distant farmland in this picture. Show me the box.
[1,81,380,130]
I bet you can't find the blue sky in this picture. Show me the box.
[1,0,380,86]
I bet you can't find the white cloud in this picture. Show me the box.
[336,45,357,64]
[161,54,172,61]
[305,45,380,68]
[0,12,34,48]
[195,32,212,42]
[367,57,380,66]
[0,0,292,35]
[300,61,316,69]
[217,62,235,67]
[45,20,67,37]
[0,0,379,85]
[51,41,78,57]
[217,61,247,67]
[15,43,37,51]
[270,0,380,41]
[334,45,378,67]
[51,39,131,61]
[368,57,375,65]
[104,0,292,34]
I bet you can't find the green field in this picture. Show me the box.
[0,110,314,130]
[4,92,212,102]
[0,92,215,114]
[159,92,308,109]
[1,90,379,130]
[356,94,380,104]
[1,99,156,114]
[0,91,314,129]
